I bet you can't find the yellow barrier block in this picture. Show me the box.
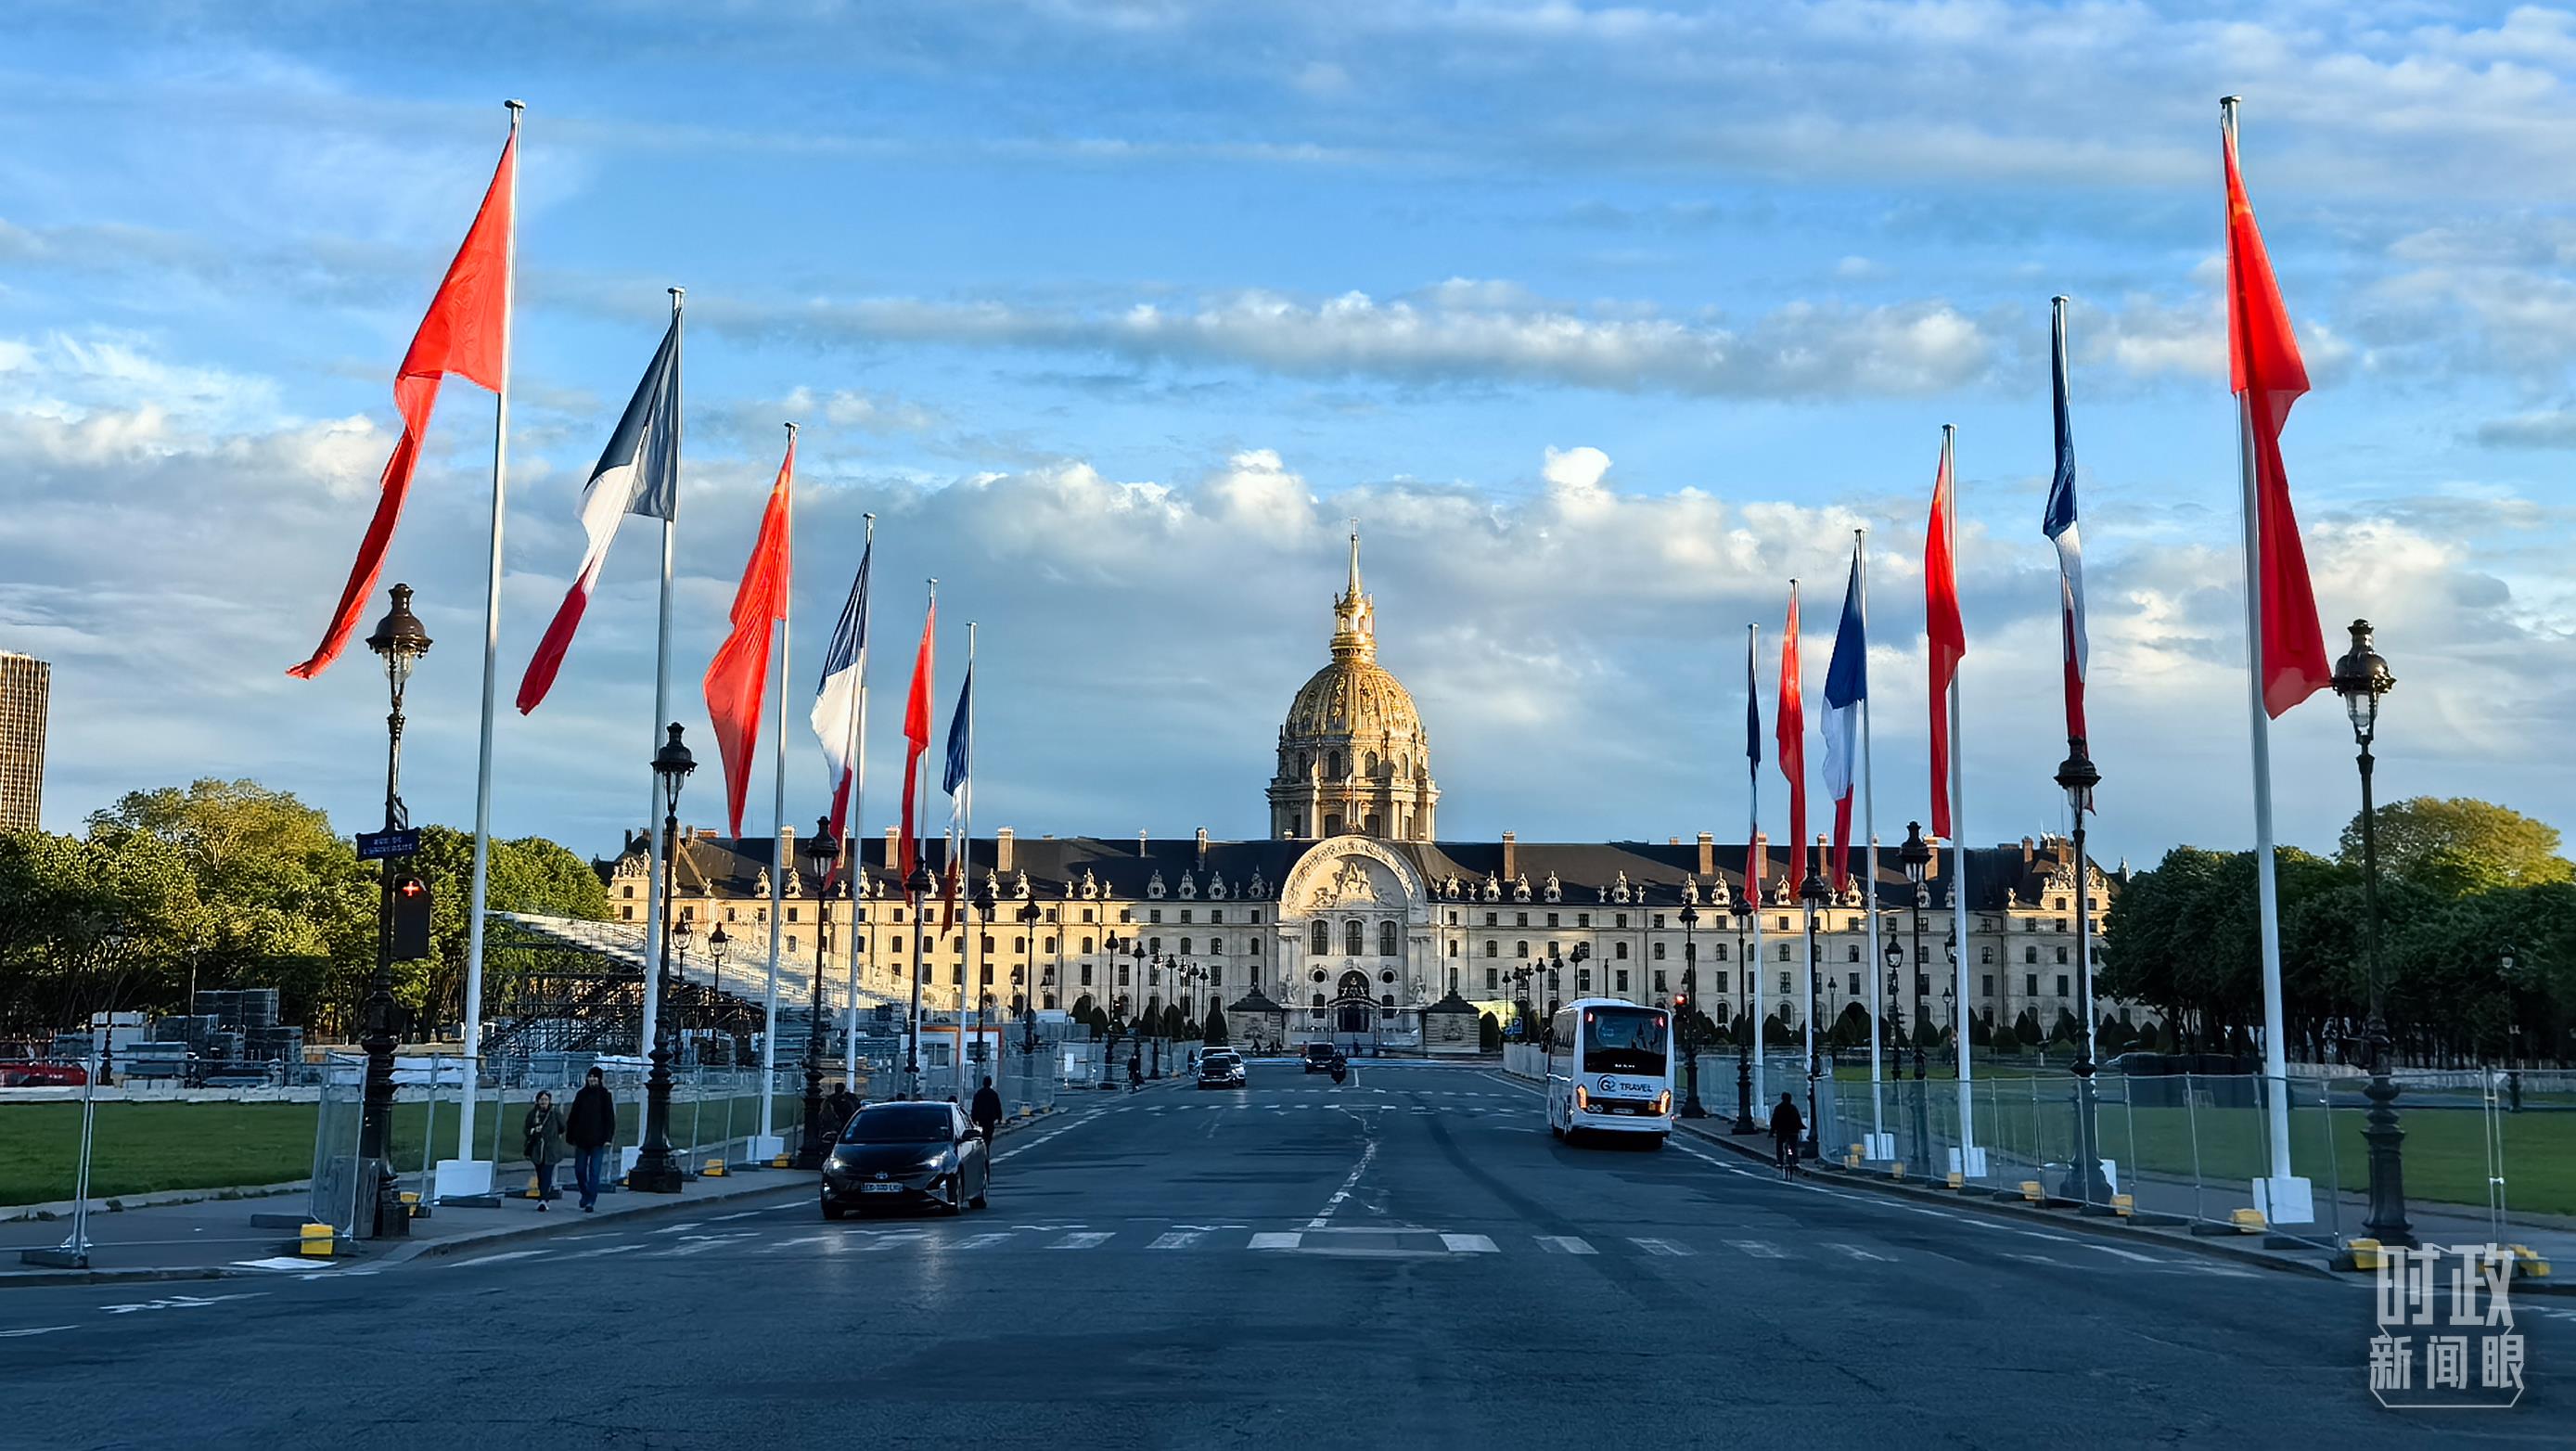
[2110,1193,2134,1218]
[298,1223,334,1257]
[2347,1238,2386,1271]
[2019,1180,2044,1203]
[702,1158,728,1177]
[771,1154,792,1169]
[2231,1207,2268,1234]
[1890,1163,1906,1182]
[1945,1172,1964,1190]
[2509,1244,2552,1278]
[524,1175,544,1200]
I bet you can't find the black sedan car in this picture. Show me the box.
[1198,1051,1247,1088]
[820,1101,990,1218]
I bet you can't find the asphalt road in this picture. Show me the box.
[0,1062,2563,1448]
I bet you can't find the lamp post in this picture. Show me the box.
[632,724,696,1193]
[1800,869,1827,1159]
[704,922,730,1061]
[2055,741,2111,1208]
[2332,620,2415,1247]
[903,858,934,1098]
[795,821,837,1170]
[1728,892,1756,1132]
[358,584,429,1239]
[1130,940,1150,1078]
[1098,934,1125,1089]
[1678,904,1707,1117]
[1019,901,1044,1057]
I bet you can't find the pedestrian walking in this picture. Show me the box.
[522,1091,569,1211]
[1126,1052,1142,1092]
[565,1066,618,1213]
[827,1083,859,1135]
[970,1076,1003,1142]
[1769,1091,1803,1174]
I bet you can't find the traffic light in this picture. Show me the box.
[1672,991,1690,1015]
[391,874,432,960]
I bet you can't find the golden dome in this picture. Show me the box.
[1285,656,1425,744]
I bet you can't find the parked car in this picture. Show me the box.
[819,1101,990,1219]
[1198,1052,1247,1089]
[0,1061,88,1087]
[1302,1042,1339,1073]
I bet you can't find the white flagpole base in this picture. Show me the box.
[433,1158,495,1202]
[1862,1132,1896,1161]
[1948,1145,1989,1179]
[746,1134,787,1164]
[2255,1175,2313,1225]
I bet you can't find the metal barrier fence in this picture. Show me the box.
[1801,1068,2563,1252]
[309,1051,366,1236]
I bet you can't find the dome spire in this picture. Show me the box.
[1331,526,1375,661]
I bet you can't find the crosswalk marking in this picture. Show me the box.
[954,1232,1016,1251]
[1248,1232,1303,1250]
[1722,1239,1780,1259]
[2088,1244,2168,1265]
[1147,1230,1204,1251]
[1049,1231,1114,1250]
[1827,1243,1892,1262]
[1440,1233,1498,1253]
[1534,1235,1596,1255]
[1633,1237,1695,1257]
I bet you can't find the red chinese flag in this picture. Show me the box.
[289,130,516,679]
[2224,122,2331,718]
[898,602,938,881]
[701,436,795,837]
[1775,583,1807,886]
[1925,443,1965,839]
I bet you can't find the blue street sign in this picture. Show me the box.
[356,828,421,861]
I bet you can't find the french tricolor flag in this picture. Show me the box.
[2045,296,2091,803]
[1820,546,1866,892]
[515,321,680,713]
[812,538,870,841]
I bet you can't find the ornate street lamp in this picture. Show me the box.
[1098,933,1125,1089]
[358,584,429,1239]
[2331,619,2414,1247]
[1800,868,1828,1159]
[632,724,696,1193]
[1677,902,1705,1118]
[1729,891,1757,1133]
[705,922,730,1055]
[2055,740,2111,1208]
[903,856,934,1098]
[794,820,838,1170]
[1019,901,1044,1057]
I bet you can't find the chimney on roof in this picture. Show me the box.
[996,828,1015,874]
[885,825,901,869]
[1697,832,1714,879]
[1502,830,1517,880]
[1139,829,1148,858]
[1195,828,1209,867]
[2022,836,2036,868]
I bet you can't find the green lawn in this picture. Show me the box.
[0,1094,807,1207]
[1823,1077,2576,1220]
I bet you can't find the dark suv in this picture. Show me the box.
[1302,1043,1339,1074]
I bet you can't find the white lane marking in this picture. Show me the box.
[1827,1243,1893,1262]
[953,1232,1016,1251]
[2182,1262,2256,1279]
[0,1326,76,1338]
[562,1242,647,1260]
[650,1222,703,1236]
[1534,1235,1597,1255]
[436,1250,552,1270]
[1049,1231,1114,1250]
[1147,1230,1204,1251]
[100,1292,266,1316]
[231,1256,350,1273]
[2005,1252,2062,1266]
[1628,1237,1694,1257]
[710,1210,765,1222]
[2088,1244,2169,1265]
[1306,1132,1379,1231]
[1721,1239,1780,1259]
[1441,1233,1499,1253]
[1249,1232,1303,1251]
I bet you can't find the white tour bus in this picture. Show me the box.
[1543,997,1673,1146]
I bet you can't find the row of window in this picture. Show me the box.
[1479,966,2082,1001]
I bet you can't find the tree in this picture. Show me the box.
[2341,797,2573,896]
[1201,1004,1229,1045]
[2012,1008,2043,1047]
[1478,1012,1502,1052]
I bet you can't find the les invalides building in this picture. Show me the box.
[609,537,2129,1054]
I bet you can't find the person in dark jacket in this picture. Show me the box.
[522,1092,570,1210]
[827,1084,859,1135]
[565,1067,619,1212]
[969,1077,1003,1142]
[1769,1092,1804,1173]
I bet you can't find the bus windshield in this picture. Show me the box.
[1583,1008,1668,1074]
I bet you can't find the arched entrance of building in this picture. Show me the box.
[1334,969,1374,1036]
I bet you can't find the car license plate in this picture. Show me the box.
[860,1182,904,1193]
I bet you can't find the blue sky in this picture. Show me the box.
[5,0,2573,867]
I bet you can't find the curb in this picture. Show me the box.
[1668,1117,2349,1284]
[2,1180,311,1224]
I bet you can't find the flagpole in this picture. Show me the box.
[2225,97,2301,1216]
[635,287,681,1157]
[1942,423,1980,1176]
[963,620,979,1087]
[758,422,795,1151]
[843,513,873,1088]
[906,579,935,1099]
[2053,292,2099,1072]
[1748,623,1764,1116]
[452,99,523,1178]
[1857,528,1885,1154]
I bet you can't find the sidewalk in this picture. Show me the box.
[1,1108,1065,1289]
[1669,1113,2570,1295]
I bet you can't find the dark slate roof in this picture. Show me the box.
[595,831,2110,912]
